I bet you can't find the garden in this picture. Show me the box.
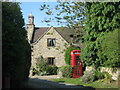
[32,45,119,89]
[49,66,119,88]
[32,56,119,88]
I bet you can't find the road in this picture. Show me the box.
[23,76,95,90]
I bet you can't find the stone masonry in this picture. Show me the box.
[31,27,69,68]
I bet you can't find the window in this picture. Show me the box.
[47,57,55,65]
[75,56,80,60]
[47,38,56,47]
[75,56,80,65]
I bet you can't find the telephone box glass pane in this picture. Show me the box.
[75,56,80,60]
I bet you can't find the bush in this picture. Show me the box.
[45,65,58,75]
[32,68,38,76]
[94,71,105,80]
[59,65,72,78]
[80,70,96,83]
[104,72,111,79]
[37,65,58,76]
[35,57,58,76]
[80,70,107,83]
[103,72,112,84]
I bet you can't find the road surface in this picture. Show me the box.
[23,76,95,90]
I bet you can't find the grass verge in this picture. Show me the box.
[48,78,119,88]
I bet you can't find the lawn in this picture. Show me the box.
[49,78,119,89]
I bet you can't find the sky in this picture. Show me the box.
[20,2,61,27]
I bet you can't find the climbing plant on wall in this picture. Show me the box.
[64,46,81,65]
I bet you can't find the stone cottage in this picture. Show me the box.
[26,14,83,75]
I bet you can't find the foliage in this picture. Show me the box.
[2,2,31,88]
[80,70,106,83]
[36,56,58,76]
[40,2,85,28]
[103,72,112,84]
[39,2,85,41]
[45,65,58,75]
[40,2,120,68]
[35,56,48,76]
[80,70,96,83]
[100,29,119,67]
[64,46,81,65]
[36,56,48,71]
[104,72,111,79]
[80,2,120,68]
[94,71,105,80]
[59,65,72,78]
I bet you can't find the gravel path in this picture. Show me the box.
[30,75,62,80]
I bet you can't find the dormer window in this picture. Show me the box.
[47,38,56,47]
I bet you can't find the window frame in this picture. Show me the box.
[47,57,55,65]
[47,38,56,47]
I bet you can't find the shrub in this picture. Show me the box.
[37,65,58,76]
[80,70,107,83]
[45,65,58,75]
[32,68,38,76]
[35,56,47,75]
[38,71,49,76]
[94,71,105,80]
[36,56,48,70]
[35,56,58,75]
[59,65,72,78]
[103,72,112,84]
[80,70,96,83]
[104,72,111,79]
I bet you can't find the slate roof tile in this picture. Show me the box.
[32,27,83,44]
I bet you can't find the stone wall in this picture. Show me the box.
[86,66,120,80]
[100,67,120,80]
[31,27,70,68]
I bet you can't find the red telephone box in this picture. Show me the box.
[70,50,82,78]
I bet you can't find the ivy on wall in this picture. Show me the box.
[64,46,81,65]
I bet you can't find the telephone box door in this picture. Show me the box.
[72,56,82,78]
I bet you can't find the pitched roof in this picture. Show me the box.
[32,27,83,44]
[54,27,76,43]
[32,27,50,43]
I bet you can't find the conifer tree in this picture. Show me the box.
[2,2,31,88]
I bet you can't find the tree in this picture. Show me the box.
[100,29,119,67]
[40,2,120,68]
[40,2,85,33]
[80,2,120,68]
[2,2,31,88]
